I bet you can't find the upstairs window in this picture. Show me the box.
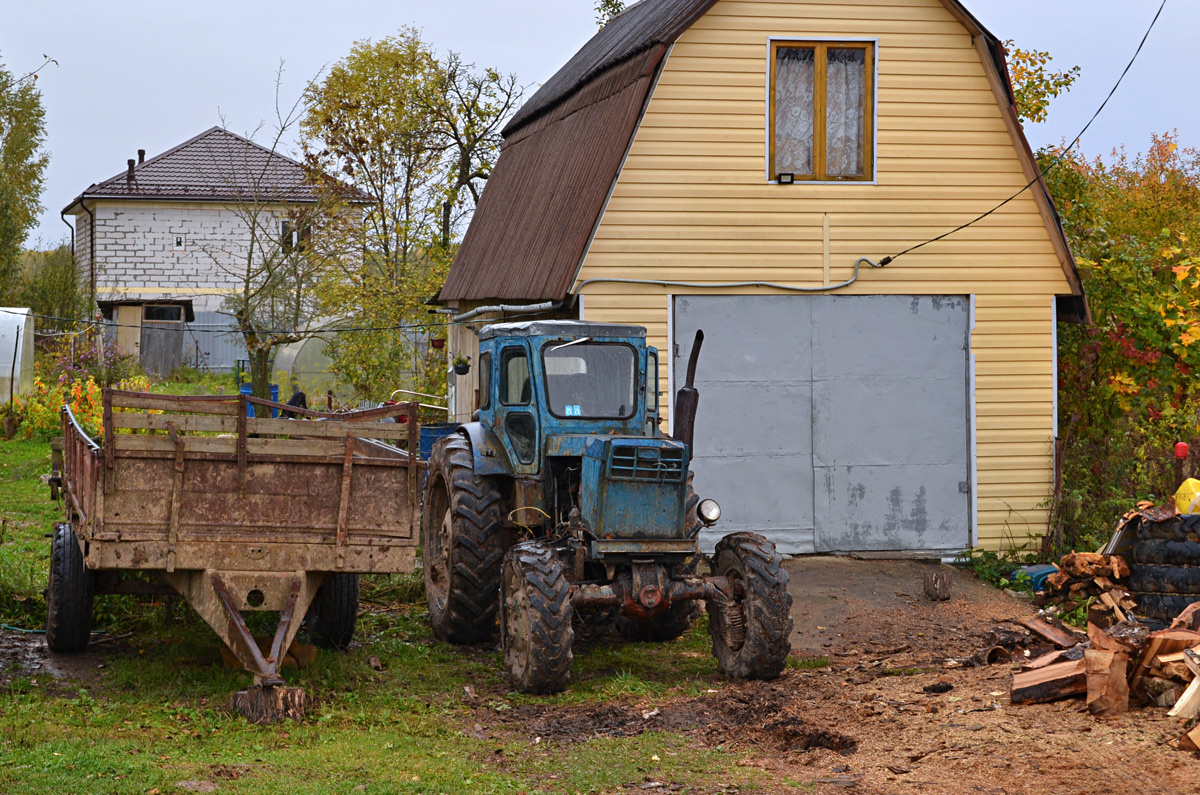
[769,41,875,182]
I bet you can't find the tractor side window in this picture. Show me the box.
[647,350,659,413]
[478,352,491,410]
[500,347,530,406]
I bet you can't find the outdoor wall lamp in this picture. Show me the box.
[777,172,795,184]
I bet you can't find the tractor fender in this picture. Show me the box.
[457,422,514,477]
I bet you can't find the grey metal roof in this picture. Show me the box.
[63,127,370,212]
[479,320,646,340]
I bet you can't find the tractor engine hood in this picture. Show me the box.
[547,435,690,544]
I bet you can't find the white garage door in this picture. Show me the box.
[673,294,971,555]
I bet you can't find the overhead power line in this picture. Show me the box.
[873,0,1169,267]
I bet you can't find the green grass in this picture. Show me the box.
[0,438,59,627]
[0,436,775,793]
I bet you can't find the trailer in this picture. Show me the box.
[49,389,421,722]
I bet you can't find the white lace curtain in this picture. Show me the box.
[774,47,814,175]
[825,48,866,177]
[774,45,866,178]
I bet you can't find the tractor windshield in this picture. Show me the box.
[542,341,637,419]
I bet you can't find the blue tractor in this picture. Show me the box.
[421,320,792,693]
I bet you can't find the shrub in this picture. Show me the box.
[15,373,150,440]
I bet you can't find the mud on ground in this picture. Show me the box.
[496,557,1199,794]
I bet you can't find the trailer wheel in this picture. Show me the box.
[308,573,360,649]
[615,475,702,642]
[46,523,94,653]
[421,434,504,643]
[707,532,792,680]
[502,541,573,694]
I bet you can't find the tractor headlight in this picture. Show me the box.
[697,498,721,526]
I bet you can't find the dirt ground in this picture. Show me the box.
[504,557,1200,794]
[6,557,1200,794]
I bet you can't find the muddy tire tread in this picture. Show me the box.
[707,532,793,680]
[1131,539,1200,567]
[1127,564,1200,596]
[1132,592,1200,621]
[423,435,505,643]
[46,523,94,653]
[309,572,360,649]
[504,541,573,694]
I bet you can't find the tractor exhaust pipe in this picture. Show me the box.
[673,330,704,451]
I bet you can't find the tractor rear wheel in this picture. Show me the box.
[502,541,573,694]
[421,435,505,643]
[46,523,94,653]
[308,572,360,649]
[615,475,702,642]
[707,532,792,680]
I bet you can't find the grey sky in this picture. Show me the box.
[3,0,1194,249]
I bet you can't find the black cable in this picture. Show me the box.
[877,0,1168,267]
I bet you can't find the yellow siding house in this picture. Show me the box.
[438,0,1087,555]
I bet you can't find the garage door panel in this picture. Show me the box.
[814,463,969,552]
[691,382,812,458]
[675,295,811,381]
[812,376,968,467]
[812,295,967,379]
[691,454,814,543]
[673,293,970,554]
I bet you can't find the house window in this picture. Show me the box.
[281,219,310,253]
[769,41,875,182]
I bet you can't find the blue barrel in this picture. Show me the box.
[239,383,280,417]
[420,422,459,461]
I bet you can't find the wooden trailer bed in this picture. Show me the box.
[50,389,422,721]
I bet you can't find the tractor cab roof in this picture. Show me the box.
[478,319,646,341]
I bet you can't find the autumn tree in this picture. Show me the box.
[1005,41,1079,125]
[1045,133,1200,549]
[201,73,356,401]
[300,29,520,402]
[595,0,625,27]
[0,54,51,301]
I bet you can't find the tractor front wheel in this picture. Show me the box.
[46,523,94,653]
[707,532,792,679]
[421,435,505,643]
[502,541,574,694]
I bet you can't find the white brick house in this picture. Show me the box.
[63,127,344,374]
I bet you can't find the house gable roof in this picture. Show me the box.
[63,127,369,213]
[441,0,1086,318]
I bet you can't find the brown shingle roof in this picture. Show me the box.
[63,127,367,211]
[439,0,1085,315]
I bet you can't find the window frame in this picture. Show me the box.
[765,37,878,184]
[539,340,639,421]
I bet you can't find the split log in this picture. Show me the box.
[1085,649,1130,716]
[1185,648,1200,679]
[1178,725,1200,753]
[1168,677,1200,719]
[1046,571,1072,591]
[923,569,953,601]
[1098,592,1128,623]
[1145,677,1183,708]
[231,686,306,725]
[1060,552,1109,578]
[1090,621,1138,655]
[1011,658,1087,704]
[1111,555,1131,580]
[1019,616,1081,649]
[1170,601,1200,632]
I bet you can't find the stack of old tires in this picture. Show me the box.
[1128,514,1200,622]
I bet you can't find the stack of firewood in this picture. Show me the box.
[1039,552,1134,615]
[1010,601,1200,752]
